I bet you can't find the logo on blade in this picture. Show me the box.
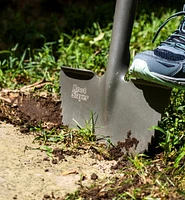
[71,84,89,102]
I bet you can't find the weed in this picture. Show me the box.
[31,124,65,145]
[39,146,53,157]
[64,191,80,200]
[24,145,53,157]
[72,111,97,142]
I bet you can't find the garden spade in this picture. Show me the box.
[60,0,171,154]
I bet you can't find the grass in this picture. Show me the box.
[1,1,185,199]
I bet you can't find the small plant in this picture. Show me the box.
[72,111,97,142]
[39,146,53,157]
[24,145,53,157]
[31,124,65,144]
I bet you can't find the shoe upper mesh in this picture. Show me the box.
[154,48,185,61]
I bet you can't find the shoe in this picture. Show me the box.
[128,5,185,89]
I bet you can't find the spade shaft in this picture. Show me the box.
[104,0,137,123]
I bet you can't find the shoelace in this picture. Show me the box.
[152,5,185,48]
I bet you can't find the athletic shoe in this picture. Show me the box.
[128,5,185,89]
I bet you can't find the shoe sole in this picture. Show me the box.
[128,59,185,90]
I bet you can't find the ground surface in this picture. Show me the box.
[0,122,117,200]
[1,88,185,200]
[0,89,120,200]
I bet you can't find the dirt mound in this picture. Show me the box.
[0,89,62,132]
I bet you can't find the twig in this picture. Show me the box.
[1,80,53,94]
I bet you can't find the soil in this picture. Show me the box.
[0,90,121,200]
[0,122,118,200]
[0,87,184,200]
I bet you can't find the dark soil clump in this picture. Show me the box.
[52,148,81,162]
[0,92,62,132]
